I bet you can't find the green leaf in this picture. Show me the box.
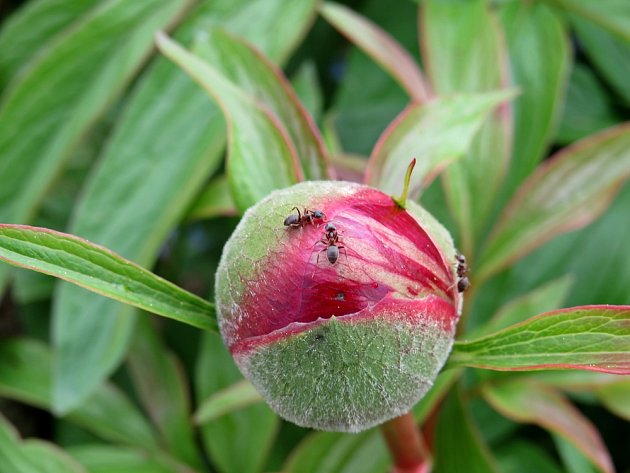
[185,175,237,222]
[284,430,389,473]
[67,445,178,473]
[332,0,418,156]
[555,64,621,145]
[196,332,278,473]
[0,415,86,473]
[475,275,573,337]
[412,369,461,425]
[0,0,191,292]
[433,387,499,473]
[518,370,621,392]
[496,441,564,473]
[554,435,599,473]
[0,0,100,89]
[194,379,263,425]
[0,225,216,331]
[127,317,201,469]
[547,0,630,41]
[194,28,330,181]
[482,381,614,473]
[595,379,630,421]
[450,305,630,374]
[571,14,630,107]
[320,2,427,102]
[421,0,511,254]
[500,1,571,192]
[366,90,516,198]
[157,32,302,211]
[51,0,319,416]
[0,338,158,450]
[477,124,630,282]
[291,61,324,123]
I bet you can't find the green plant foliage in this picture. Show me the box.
[67,445,177,473]
[1,0,629,471]
[157,32,302,210]
[0,414,86,473]
[0,339,158,450]
[482,381,613,473]
[366,90,516,197]
[321,2,428,102]
[284,429,390,473]
[477,124,630,282]
[433,389,499,473]
[195,379,263,425]
[450,306,630,373]
[195,332,278,473]
[421,0,510,253]
[127,317,201,468]
[50,0,319,415]
[500,1,571,192]
[0,225,215,331]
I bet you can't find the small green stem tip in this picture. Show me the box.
[393,158,416,209]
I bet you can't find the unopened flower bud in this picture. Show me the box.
[215,181,462,432]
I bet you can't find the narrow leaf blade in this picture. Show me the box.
[195,28,330,180]
[0,415,86,473]
[570,14,630,107]
[433,388,499,473]
[195,379,263,424]
[500,1,572,192]
[321,2,427,102]
[0,0,100,89]
[366,90,515,197]
[284,430,389,473]
[68,445,176,473]
[0,225,216,331]
[549,0,630,41]
[186,175,238,222]
[595,379,630,421]
[196,332,278,473]
[477,124,630,282]
[482,381,614,473]
[157,32,302,211]
[421,0,512,252]
[476,275,573,337]
[127,318,201,468]
[0,338,158,450]
[0,0,189,294]
[450,305,630,374]
[0,0,190,268]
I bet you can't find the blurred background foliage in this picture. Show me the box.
[0,0,629,472]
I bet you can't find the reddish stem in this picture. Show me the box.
[380,412,431,473]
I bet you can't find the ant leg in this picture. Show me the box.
[311,238,327,249]
[316,247,327,265]
[338,245,348,262]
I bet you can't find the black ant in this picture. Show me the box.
[316,222,346,265]
[283,207,326,228]
[455,252,470,293]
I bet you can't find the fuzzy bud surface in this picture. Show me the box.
[215,181,462,432]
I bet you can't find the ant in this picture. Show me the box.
[455,252,470,293]
[316,222,346,265]
[283,206,326,228]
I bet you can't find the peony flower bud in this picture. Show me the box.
[215,181,462,432]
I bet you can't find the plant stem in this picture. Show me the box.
[380,412,431,473]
